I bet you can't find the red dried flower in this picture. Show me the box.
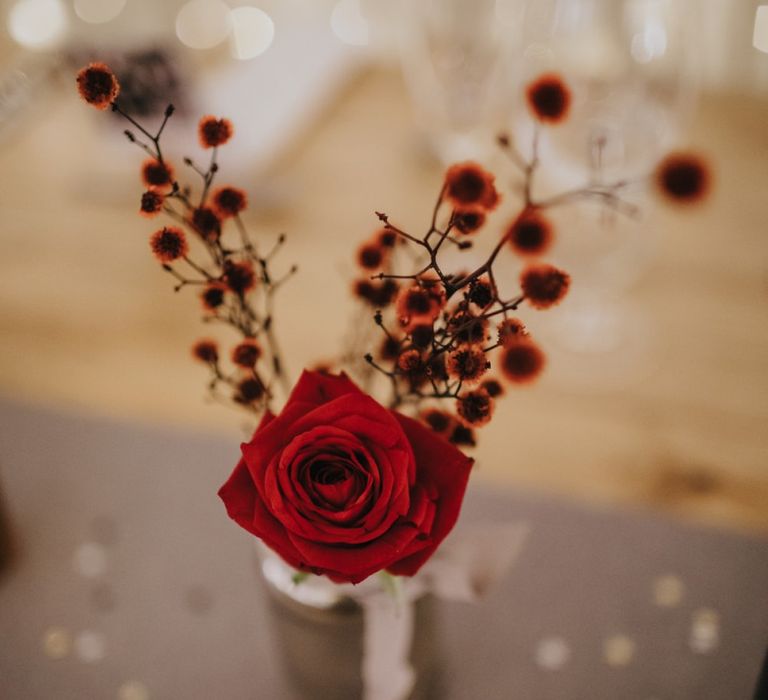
[521,264,570,309]
[456,389,494,426]
[397,349,423,373]
[468,278,494,309]
[191,206,221,242]
[379,335,402,361]
[224,260,256,295]
[231,339,262,368]
[655,153,711,204]
[427,352,449,381]
[201,283,226,311]
[448,311,488,346]
[410,324,434,350]
[192,339,218,364]
[353,279,374,300]
[373,279,400,306]
[140,189,164,217]
[199,115,233,148]
[481,377,504,398]
[212,186,247,218]
[421,408,454,436]
[234,376,265,404]
[447,347,489,383]
[444,162,500,211]
[497,317,528,345]
[357,243,386,270]
[453,207,486,235]
[449,423,476,447]
[526,73,571,124]
[141,159,174,191]
[354,279,399,307]
[396,283,445,325]
[507,210,553,257]
[376,228,398,248]
[500,339,545,384]
[76,62,120,110]
[150,226,188,263]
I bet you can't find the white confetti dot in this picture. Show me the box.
[603,634,636,666]
[73,542,107,578]
[690,608,719,654]
[653,574,684,608]
[118,681,149,700]
[75,630,106,663]
[42,627,71,659]
[535,636,570,670]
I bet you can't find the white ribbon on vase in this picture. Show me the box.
[360,521,531,700]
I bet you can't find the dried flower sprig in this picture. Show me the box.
[350,163,563,446]
[351,72,711,447]
[76,62,294,414]
[77,63,711,438]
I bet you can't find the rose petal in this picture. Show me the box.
[286,369,362,407]
[266,427,384,542]
[218,458,258,529]
[241,402,316,487]
[242,394,404,485]
[218,459,307,571]
[286,520,419,579]
[284,481,434,581]
[386,412,473,577]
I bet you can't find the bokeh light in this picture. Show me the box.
[73,0,126,24]
[175,0,232,50]
[42,627,71,659]
[229,6,275,60]
[330,0,368,47]
[603,634,636,666]
[7,0,68,49]
[535,636,570,670]
[75,630,106,663]
[755,6,768,53]
[118,681,149,700]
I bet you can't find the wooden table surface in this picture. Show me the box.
[1,66,767,534]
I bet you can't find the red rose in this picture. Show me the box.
[218,371,473,584]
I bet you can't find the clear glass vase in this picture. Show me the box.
[254,543,442,700]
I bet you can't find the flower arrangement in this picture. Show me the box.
[76,62,710,586]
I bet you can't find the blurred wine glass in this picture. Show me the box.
[508,0,699,387]
[514,0,697,180]
[398,0,522,163]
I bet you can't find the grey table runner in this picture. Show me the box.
[0,398,766,699]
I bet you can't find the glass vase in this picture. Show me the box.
[254,543,442,700]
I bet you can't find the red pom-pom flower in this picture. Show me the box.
[199,115,233,148]
[526,73,571,124]
[76,62,120,110]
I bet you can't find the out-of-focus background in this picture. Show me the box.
[1,0,767,533]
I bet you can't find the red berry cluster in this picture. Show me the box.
[77,64,711,433]
[77,63,294,413]
[351,72,711,447]
[353,162,568,446]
